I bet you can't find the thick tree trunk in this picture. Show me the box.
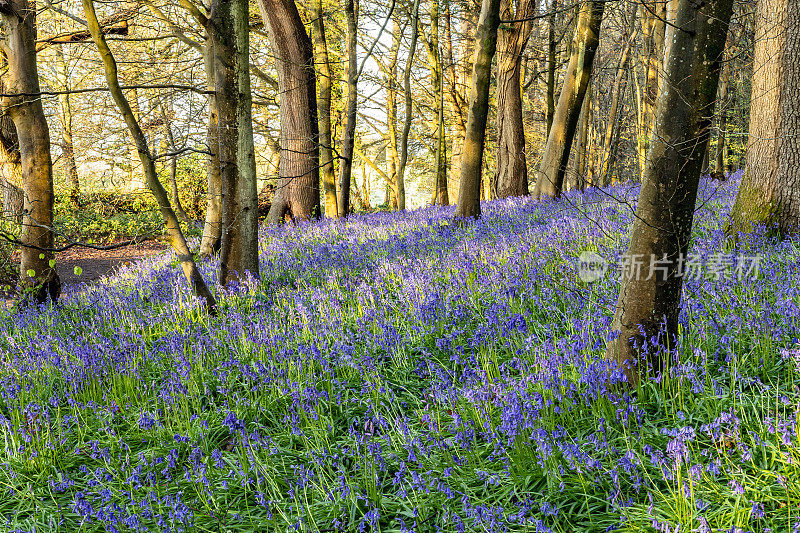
[605,0,734,384]
[0,101,24,224]
[336,0,358,217]
[312,0,337,217]
[1,1,61,303]
[55,46,80,206]
[259,0,321,223]
[453,0,502,219]
[200,37,223,257]
[397,0,421,211]
[212,0,259,284]
[493,0,535,199]
[83,0,217,313]
[728,0,800,236]
[533,1,604,199]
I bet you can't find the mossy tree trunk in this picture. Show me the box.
[605,0,734,384]
[453,0,502,219]
[312,0,338,217]
[533,0,604,199]
[728,0,800,235]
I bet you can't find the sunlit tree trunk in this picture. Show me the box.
[336,0,358,216]
[312,0,338,217]
[396,0,422,211]
[83,0,217,313]
[423,0,448,206]
[1,0,61,302]
[728,0,800,236]
[494,0,535,199]
[713,59,731,179]
[453,0,502,219]
[533,0,604,199]
[200,37,223,256]
[605,0,733,384]
[384,18,401,209]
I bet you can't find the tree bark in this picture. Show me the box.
[336,0,358,216]
[0,88,23,224]
[728,0,800,236]
[605,0,734,384]
[384,18,401,209]
[200,36,223,257]
[212,0,259,284]
[533,0,604,199]
[545,3,557,137]
[82,0,217,313]
[453,0,502,219]
[423,0,448,206]
[259,0,321,223]
[312,0,337,217]
[493,0,536,199]
[1,0,61,302]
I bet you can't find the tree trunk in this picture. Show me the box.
[396,0,422,211]
[494,0,535,199]
[728,0,800,236]
[83,0,217,313]
[605,0,734,384]
[55,46,80,207]
[545,4,557,137]
[423,0,448,206]
[444,0,467,202]
[336,0,358,216]
[212,0,259,284]
[599,18,636,186]
[259,0,321,223]
[160,102,189,223]
[0,94,24,224]
[571,81,591,190]
[533,0,604,199]
[713,59,730,179]
[453,0,502,219]
[384,18,401,209]
[0,0,61,303]
[312,0,337,217]
[200,36,223,257]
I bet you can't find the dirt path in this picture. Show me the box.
[57,240,169,286]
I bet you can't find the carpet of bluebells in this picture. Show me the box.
[0,173,799,532]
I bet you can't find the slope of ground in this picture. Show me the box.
[0,174,797,533]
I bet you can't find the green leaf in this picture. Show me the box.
[49,259,56,268]
[74,266,83,277]
[26,269,36,278]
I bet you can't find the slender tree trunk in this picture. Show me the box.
[533,0,604,199]
[336,0,358,216]
[423,0,448,206]
[259,0,321,223]
[1,0,61,303]
[599,19,637,186]
[572,81,591,190]
[55,46,80,207]
[385,18,401,209]
[494,0,535,199]
[200,37,223,257]
[312,0,338,217]
[397,0,422,211]
[453,0,502,219]
[444,0,466,202]
[82,0,217,313]
[713,59,730,179]
[545,4,557,137]
[160,102,189,223]
[728,0,800,236]
[605,0,734,384]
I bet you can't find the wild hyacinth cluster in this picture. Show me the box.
[0,173,798,532]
